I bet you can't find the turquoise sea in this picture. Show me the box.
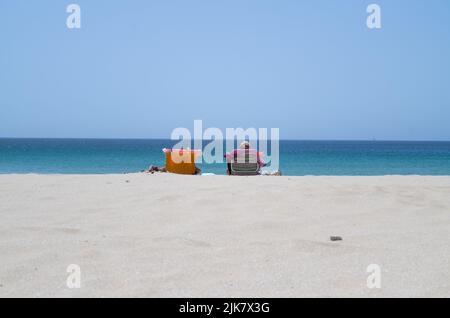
[1,139,450,175]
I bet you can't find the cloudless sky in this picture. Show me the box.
[1,0,449,140]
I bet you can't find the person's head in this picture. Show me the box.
[239,141,250,149]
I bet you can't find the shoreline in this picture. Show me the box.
[1,174,449,297]
[2,172,450,177]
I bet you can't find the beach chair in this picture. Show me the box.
[163,148,201,175]
[229,150,260,176]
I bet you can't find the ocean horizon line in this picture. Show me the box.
[1,137,450,143]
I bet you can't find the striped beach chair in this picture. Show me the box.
[229,150,260,176]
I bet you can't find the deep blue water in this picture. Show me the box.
[1,138,450,175]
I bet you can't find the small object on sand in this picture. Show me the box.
[146,165,167,174]
[330,236,343,241]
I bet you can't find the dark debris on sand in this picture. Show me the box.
[143,165,167,174]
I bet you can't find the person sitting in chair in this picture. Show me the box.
[226,141,266,175]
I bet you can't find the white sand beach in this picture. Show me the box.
[0,174,449,298]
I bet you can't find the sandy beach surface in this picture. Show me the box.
[0,173,449,298]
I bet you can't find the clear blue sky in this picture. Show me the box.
[1,0,449,140]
